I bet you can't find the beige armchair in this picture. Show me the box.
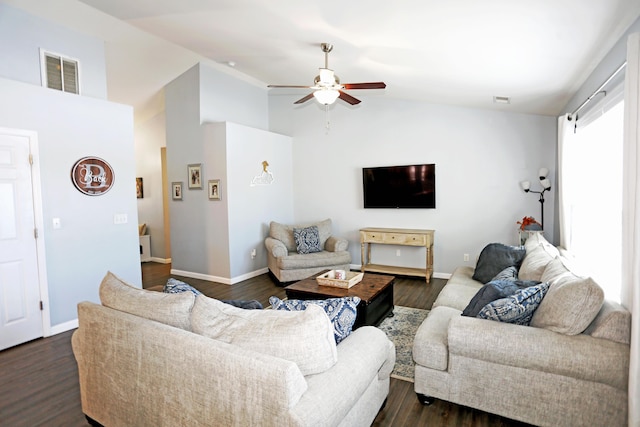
[265,218,351,284]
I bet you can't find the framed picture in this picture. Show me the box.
[136,177,143,198]
[187,163,202,189]
[172,182,183,200]
[208,179,221,200]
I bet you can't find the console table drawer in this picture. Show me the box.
[362,231,427,246]
[362,231,385,243]
[384,233,426,246]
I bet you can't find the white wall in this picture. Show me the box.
[268,95,556,275]
[135,110,168,260]
[0,4,139,330]
[0,78,140,327]
[0,3,107,100]
[224,122,293,277]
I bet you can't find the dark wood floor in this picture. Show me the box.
[0,263,530,427]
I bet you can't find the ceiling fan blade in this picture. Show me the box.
[338,91,361,105]
[294,93,315,104]
[268,84,312,89]
[342,82,386,90]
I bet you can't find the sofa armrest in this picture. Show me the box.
[447,315,630,390]
[265,236,288,257]
[291,326,394,425]
[325,236,348,252]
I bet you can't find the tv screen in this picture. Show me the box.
[363,164,436,209]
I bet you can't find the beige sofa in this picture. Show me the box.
[265,219,351,283]
[73,272,395,427]
[412,233,631,427]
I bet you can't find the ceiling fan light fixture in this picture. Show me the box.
[318,68,335,85]
[313,88,340,105]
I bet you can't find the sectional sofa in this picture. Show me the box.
[412,233,631,427]
[72,272,395,427]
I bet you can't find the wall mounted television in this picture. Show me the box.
[363,163,436,209]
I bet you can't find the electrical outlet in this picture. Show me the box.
[464,253,470,262]
[251,248,256,259]
[396,249,401,257]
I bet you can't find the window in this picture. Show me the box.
[564,99,623,302]
[40,50,79,94]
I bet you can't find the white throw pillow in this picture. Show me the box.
[518,234,559,281]
[191,295,337,376]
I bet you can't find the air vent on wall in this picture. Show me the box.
[40,50,79,94]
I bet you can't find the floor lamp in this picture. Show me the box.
[520,168,552,230]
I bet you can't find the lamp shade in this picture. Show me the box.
[538,167,549,180]
[540,178,551,191]
[313,89,340,105]
[520,181,531,192]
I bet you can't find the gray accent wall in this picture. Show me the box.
[166,63,293,283]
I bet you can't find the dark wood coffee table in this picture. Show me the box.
[284,271,395,329]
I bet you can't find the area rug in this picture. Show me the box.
[377,306,429,382]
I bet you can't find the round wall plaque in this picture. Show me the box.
[71,156,115,196]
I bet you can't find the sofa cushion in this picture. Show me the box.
[163,278,203,295]
[99,271,195,331]
[530,257,605,335]
[518,233,560,281]
[477,282,550,325]
[472,243,526,283]
[270,219,332,252]
[462,279,541,317]
[293,225,322,254]
[269,296,360,344]
[276,250,351,270]
[583,300,632,345]
[191,295,337,376]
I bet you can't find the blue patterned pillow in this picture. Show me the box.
[293,226,322,254]
[269,296,360,344]
[163,278,203,295]
[477,282,550,325]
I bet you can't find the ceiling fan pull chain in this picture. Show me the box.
[325,104,331,132]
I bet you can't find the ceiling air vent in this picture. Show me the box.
[40,50,79,95]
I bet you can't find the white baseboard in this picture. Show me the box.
[48,319,78,336]
[145,257,171,264]
[170,267,269,285]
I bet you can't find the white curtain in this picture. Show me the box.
[622,32,640,427]
[556,113,576,249]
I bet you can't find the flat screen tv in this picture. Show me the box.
[363,163,436,209]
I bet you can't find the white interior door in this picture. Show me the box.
[0,129,43,350]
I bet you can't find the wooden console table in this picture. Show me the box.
[360,227,434,283]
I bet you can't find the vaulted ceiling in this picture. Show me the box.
[6,0,640,117]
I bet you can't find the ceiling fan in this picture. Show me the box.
[268,43,386,106]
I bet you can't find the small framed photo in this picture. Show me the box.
[172,182,183,200]
[136,177,143,198]
[187,163,202,189]
[208,179,221,200]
